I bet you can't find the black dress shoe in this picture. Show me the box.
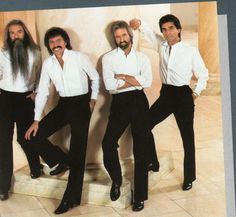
[50,163,68,176]
[110,182,121,201]
[0,192,8,201]
[148,162,160,172]
[132,200,144,211]
[30,164,44,179]
[54,200,78,214]
[182,181,192,191]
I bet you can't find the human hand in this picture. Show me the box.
[26,92,37,101]
[25,121,39,140]
[115,74,126,80]
[129,19,141,30]
[192,93,198,101]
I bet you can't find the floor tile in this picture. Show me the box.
[175,194,226,217]
[1,209,51,217]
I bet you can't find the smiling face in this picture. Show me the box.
[161,21,181,46]
[48,35,67,58]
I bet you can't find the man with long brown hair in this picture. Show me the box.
[0,19,42,201]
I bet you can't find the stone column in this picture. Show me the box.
[198,2,220,95]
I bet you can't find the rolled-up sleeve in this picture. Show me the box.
[102,54,125,91]
[134,53,152,88]
[139,21,163,51]
[81,54,100,99]
[192,48,209,95]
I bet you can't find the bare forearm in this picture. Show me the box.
[125,75,141,86]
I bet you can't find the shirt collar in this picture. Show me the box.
[116,46,135,56]
[162,40,183,48]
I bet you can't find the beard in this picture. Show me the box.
[117,41,130,50]
[9,38,29,81]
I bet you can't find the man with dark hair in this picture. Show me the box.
[130,14,208,191]
[25,27,99,214]
[44,27,72,55]
[102,20,159,212]
[0,19,43,201]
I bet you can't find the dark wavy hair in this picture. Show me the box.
[111,20,133,45]
[159,14,182,38]
[44,27,72,55]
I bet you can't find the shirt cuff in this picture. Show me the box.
[193,89,201,96]
[117,79,125,88]
[139,21,147,32]
[91,92,98,100]
[134,75,145,87]
[34,113,41,121]
[34,85,39,93]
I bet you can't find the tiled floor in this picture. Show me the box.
[0,96,226,217]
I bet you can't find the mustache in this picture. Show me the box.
[52,46,62,51]
[118,40,130,50]
[12,39,25,48]
[13,38,24,43]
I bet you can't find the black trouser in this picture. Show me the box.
[150,84,195,183]
[102,90,155,202]
[31,94,91,204]
[0,89,41,194]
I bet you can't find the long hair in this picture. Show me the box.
[44,27,72,55]
[3,19,42,88]
[159,14,182,38]
[110,20,133,46]
[3,19,39,51]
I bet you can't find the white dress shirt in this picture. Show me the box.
[102,47,152,94]
[139,22,208,95]
[0,48,36,92]
[34,49,100,121]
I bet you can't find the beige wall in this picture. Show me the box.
[171,2,198,30]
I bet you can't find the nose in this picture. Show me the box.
[165,29,171,35]
[120,37,126,42]
[13,34,20,40]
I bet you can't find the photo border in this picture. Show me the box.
[0,0,234,216]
